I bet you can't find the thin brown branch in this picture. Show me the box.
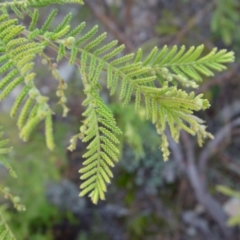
[199,117,240,174]
[125,0,133,27]
[170,3,214,45]
[181,133,233,238]
[84,0,135,52]
[220,153,240,178]
[168,132,233,238]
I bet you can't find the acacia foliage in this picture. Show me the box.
[0,0,235,204]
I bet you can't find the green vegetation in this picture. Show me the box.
[0,1,237,238]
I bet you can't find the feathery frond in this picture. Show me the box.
[0,213,16,240]
[68,67,122,204]
[0,13,55,149]
[0,127,25,218]
[0,127,15,178]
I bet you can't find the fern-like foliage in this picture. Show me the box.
[0,127,25,209]
[211,0,240,45]
[0,12,56,150]
[0,1,235,204]
[0,130,15,240]
[0,127,15,178]
[0,127,25,239]
[76,81,122,203]
[0,213,16,240]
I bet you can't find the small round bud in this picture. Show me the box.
[13,196,20,203]
[61,96,67,103]
[52,63,58,69]
[66,36,75,45]
[80,125,87,133]
[78,133,85,140]
[63,36,76,49]
[41,59,48,65]
[29,88,40,98]
[161,68,169,74]
[3,187,10,192]
[56,90,62,97]
[16,205,25,211]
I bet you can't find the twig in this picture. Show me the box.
[199,117,240,174]
[125,0,133,27]
[182,133,233,238]
[84,0,135,52]
[170,3,214,45]
[168,132,233,238]
[220,153,240,177]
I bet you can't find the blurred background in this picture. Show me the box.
[1,0,240,239]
